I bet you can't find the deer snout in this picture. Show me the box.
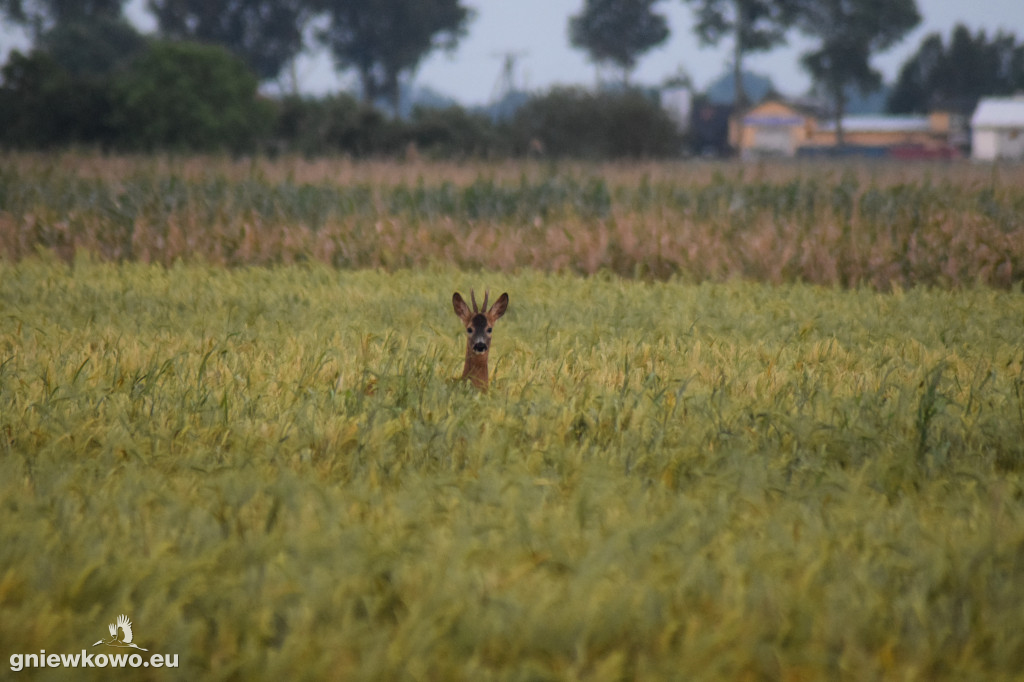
[473,341,488,354]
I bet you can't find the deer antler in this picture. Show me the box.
[469,289,491,313]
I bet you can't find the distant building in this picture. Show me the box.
[660,86,692,134]
[804,112,957,158]
[971,96,1024,161]
[730,98,819,157]
[732,97,960,159]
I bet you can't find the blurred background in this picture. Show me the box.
[0,0,1022,158]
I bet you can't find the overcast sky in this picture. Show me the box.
[401,0,1024,105]
[6,0,1024,105]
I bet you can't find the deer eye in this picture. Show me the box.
[486,327,493,333]
[466,327,473,334]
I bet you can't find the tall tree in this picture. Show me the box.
[38,15,144,77]
[888,24,1024,114]
[792,0,920,146]
[112,40,270,151]
[682,0,796,109]
[1,0,141,78]
[147,0,320,82]
[1,0,125,37]
[886,33,941,115]
[318,0,473,113]
[568,0,670,85]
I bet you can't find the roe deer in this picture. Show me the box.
[452,289,509,391]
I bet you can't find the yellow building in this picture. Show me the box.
[732,98,958,158]
[730,99,816,157]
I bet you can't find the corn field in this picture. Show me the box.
[1,154,1022,289]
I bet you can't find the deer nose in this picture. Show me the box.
[473,342,488,353]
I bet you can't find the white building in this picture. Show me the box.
[971,96,1024,161]
[660,85,692,134]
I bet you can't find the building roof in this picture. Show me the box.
[744,115,806,126]
[818,115,931,133]
[971,96,1024,128]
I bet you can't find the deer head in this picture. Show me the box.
[452,289,508,391]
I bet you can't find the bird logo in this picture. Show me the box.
[92,614,148,651]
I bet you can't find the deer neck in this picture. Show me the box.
[462,348,489,391]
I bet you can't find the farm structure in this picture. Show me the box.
[971,96,1024,161]
[732,97,961,159]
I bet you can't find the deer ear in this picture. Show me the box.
[488,293,509,321]
[453,292,471,320]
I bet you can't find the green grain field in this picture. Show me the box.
[2,155,1024,681]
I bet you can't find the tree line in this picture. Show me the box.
[579,0,1022,145]
[1,0,1022,156]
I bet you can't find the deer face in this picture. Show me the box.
[453,290,508,356]
[466,313,492,354]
